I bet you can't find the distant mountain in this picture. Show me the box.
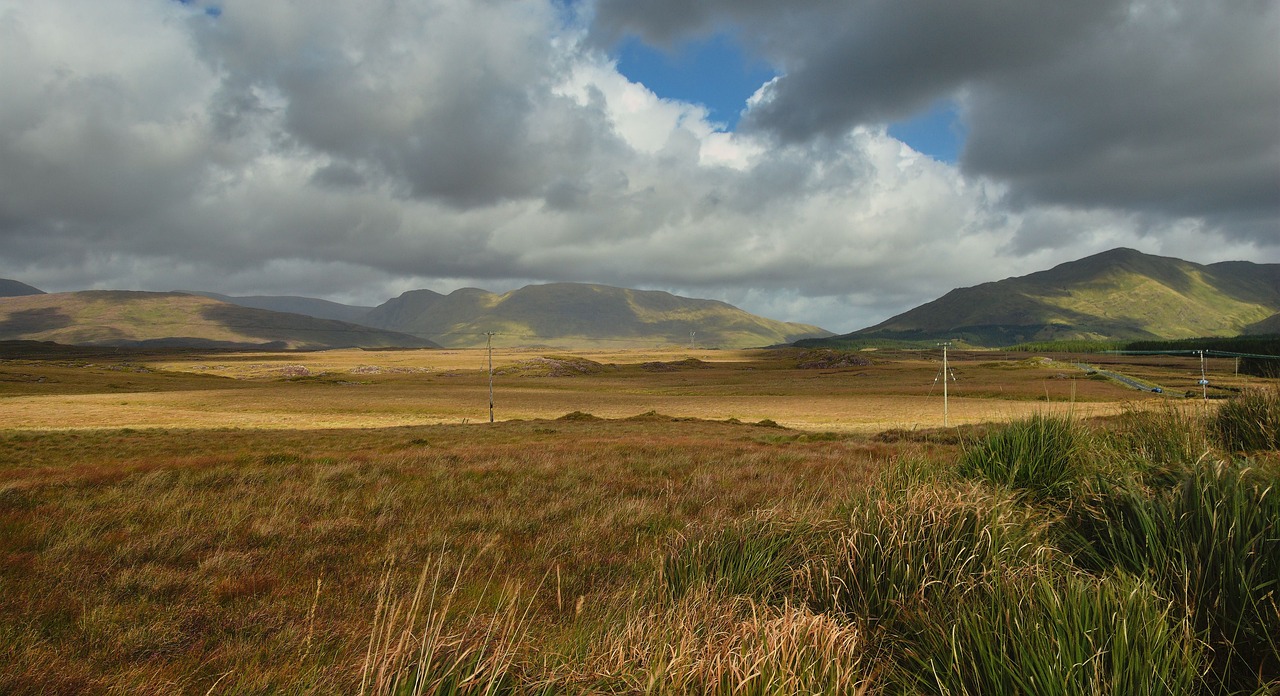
[1244,313,1280,336]
[363,282,833,348]
[0,279,45,297]
[188,292,374,324]
[809,248,1280,347]
[0,291,436,350]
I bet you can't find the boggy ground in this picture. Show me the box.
[0,418,908,693]
[1,346,1275,693]
[0,346,1246,432]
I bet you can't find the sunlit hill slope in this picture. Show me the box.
[0,291,437,350]
[813,248,1280,347]
[363,283,833,348]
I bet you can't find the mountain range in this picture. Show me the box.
[0,283,830,350]
[810,248,1279,347]
[4,248,1277,351]
[0,291,435,350]
[357,283,830,348]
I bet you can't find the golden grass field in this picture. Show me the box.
[1,345,1274,693]
[0,346,1254,432]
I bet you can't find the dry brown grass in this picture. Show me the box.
[2,346,1274,693]
[0,419,899,693]
[0,347,1213,432]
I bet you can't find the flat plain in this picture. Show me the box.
[1,345,1274,693]
[0,346,1251,431]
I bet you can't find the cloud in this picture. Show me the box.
[0,0,1275,335]
[594,0,1279,238]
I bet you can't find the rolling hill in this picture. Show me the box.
[187,292,375,324]
[1,279,45,297]
[1244,313,1280,336]
[809,248,1280,347]
[0,291,436,350]
[362,283,833,348]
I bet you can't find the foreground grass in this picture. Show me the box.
[2,392,1278,693]
[0,418,895,693]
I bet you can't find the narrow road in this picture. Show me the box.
[1074,362,1165,393]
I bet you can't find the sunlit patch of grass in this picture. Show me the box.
[568,587,870,695]
[803,484,1059,630]
[1213,387,1280,453]
[900,572,1203,695]
[1064,457,1280,692]
[958,412,1088,501]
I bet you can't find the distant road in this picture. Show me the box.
[1074,362,1166,393]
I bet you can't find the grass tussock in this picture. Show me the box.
[1065,458,1280,692]
[359,555,545,696]
[573,588,870,695]
[803,485,1057,629]
[958,413,1088,501]
[1213,387,1280,453]
[902,572,1203,695]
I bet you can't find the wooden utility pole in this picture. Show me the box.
[939,342,952,427]
[486,332,496,422]
[1198,350,1208,400]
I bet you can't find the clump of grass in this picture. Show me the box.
[1213,387,1280,453]
[898,572,1203,695]
[661,516,827,603]
[804,485,1057,630]
[360,555,546,696]
[958,413,1088,501]
[1064,458,1280,692]
[567,588,870,695]
[1104,402,1211,478]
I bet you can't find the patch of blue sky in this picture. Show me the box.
[614,32,776,131]
[172,0,221,17]
[887,100,966,164]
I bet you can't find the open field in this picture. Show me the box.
[1,346,1260,432]
[1,345,1276,693]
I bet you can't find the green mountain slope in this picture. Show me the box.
[188,292,374,324]
[364,282,832,348]
[1244,313,1280,336]
[0,291,436,350]
[0,279,45,297]
[816,248,1280,347]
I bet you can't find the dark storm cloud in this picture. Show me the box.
[962,3,1280,234]
[591,0,1280,241]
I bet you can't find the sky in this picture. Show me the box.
[0,0,1276,334]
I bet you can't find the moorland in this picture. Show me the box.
[1,345,1277,694]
